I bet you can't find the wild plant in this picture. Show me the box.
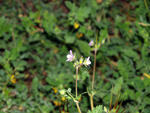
[60,36,125,113]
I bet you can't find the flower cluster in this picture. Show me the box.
[89,39,105,51]
[66,50,91,67]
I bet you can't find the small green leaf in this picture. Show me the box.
[65,1,76,11]
[88,105,103,113]
[76,40,91,56]
[64,34,75,44]
[32,77,39,97]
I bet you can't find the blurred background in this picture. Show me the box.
[0,0,150,113]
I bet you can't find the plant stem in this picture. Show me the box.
[92,49,97,89]
[75,102,82,113]
[76,67,79,98]
[144,0,150,21]
[90,49,97,110]
[90,95,94,110]
[75,67,82,113]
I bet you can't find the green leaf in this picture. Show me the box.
[76,40,91,56]
[13,60,27,71]
[64,34,75,44]
[0,17,12,36]
[65,1,76,11]
[42,12,57,34]
[31,77,39,97]
[81,71,89,81]
[41,103,53,113]
[46,76,58,86]
[122,49,139,61]
[77,7,91,22]
[79,26,86,33]
[88,105,103,113]
[117,57,135,79]
[4,50,10,60]
[113,77,123,95]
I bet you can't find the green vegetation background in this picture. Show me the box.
[0,0,150,113]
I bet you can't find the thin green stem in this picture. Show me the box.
[92,49,97,89]
[65,90,74,100]
[75,102,82,113]
[75,67,82,113]
[144,0,150,21]
[90,49,97,110]
[144,0,149,11]
[76,67,78,98]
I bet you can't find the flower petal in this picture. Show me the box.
[70,50,73,56]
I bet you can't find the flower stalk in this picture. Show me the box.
[66,50,90,113]
[75,66,82,113]
[90,95,94,110]
[88,37,105,110]
[76,66,79,98]
[89,49,97,110]
[75,101,82,113]
[92,49,97,90]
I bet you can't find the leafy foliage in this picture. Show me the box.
[0,0,150,112]
[88,105,103,113]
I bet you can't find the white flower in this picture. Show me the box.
[66,50,75,62]
[89,40,94,46]
[83,57,91,67]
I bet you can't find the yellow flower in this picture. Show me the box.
[11,75,17,84]
[143,73,150,79]
[61,97,66,101]
[53,101,61,106]
[74,22,80,29]
[76,33,83,39]
[52,87,57,93]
